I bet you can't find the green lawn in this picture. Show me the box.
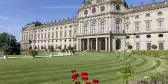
[0,52,166,84]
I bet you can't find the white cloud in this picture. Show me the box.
[0,15,8,20]
[41,5,79,9]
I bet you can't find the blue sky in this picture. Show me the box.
[0,0,162,41]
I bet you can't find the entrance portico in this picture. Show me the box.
[78,36,122,51]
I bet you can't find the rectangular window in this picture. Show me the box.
[100,22,105,33]
[159,43,164,50]
[147,43,151,50]
[135,22,140,31]
[52,32,54,38]
[126,24,129,32]
[157,12,162,15]
[146,22,151,31]
[158,20,163,30]
[56,31,58,38]
[64,31,67,37]
[69,30,72,37]
[60,31,62,37]
[135,15,139,19]
[136,43,140,50]
[92,23,96,33]
[41,34,43,39]
[48,33,50,38]
[84,25,88,34]
[146,13,150,17]
[116,21,120,33]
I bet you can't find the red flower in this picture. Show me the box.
[72,73,79,80]
[93,79,99,84]
[81,72,88,76]
[86,81,91,84]
[71,70,77,73]
[82,76,88,81]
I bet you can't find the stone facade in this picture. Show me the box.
[21,0,168,51]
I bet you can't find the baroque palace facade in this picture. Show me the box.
[21,0,168,51]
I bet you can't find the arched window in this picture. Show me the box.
[84,22,88,34]
[100,6,105,12]
[92,21,96,33]
[84,10,88,15]
[116,5,120,10]
[100,19,105,33]
[116,19,121,33]
[92,7,96,13]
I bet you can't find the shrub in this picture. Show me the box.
[152,45,157,50]
[61,49,66,53]
[128,45,133,50]
[58,46,61,49]
[29,50,38,58]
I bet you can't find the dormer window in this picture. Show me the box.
[84,10,88,15]
[100,6,105,12]
[146,13,150,17]
[92,7,96,13]
[116,5,120,10]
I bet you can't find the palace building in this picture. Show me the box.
[21,0,168,51]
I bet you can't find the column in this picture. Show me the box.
[105,37,108,51]
[108,37,111,51]
[87,38,90,51]
[112,39,116,51]
[96,38,98,51]
[77,39,81,51]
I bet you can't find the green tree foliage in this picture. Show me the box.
[128,45,133,50]
[0,32,20,55]
[29,50,38,58]
[48,45,54,52]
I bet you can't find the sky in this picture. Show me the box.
[0,0,163,41]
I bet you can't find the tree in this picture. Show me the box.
[0,32,20,55]
[48,45,54,52]
[152,45,157,50]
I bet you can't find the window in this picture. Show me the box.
[69,39,71,42]
[69,25,72,28]
[146,13,150,17]
[64,40,66,42]
[158,34,163,37]
[60,31,62,37]
[135,22,140,31]
[84,23,88,34]
[92,21,96,33]
[64,45,66,49]
[116,20,121,33]
[126,36,130,39]
[159,43,164,50]
[52,32,54,38]
[146,35,151,38]
[126,24,129,32]
[64,31,67,37]
[147,43,151,50]
[146,22,151,31]
[48,33,50,38]
[135,15,139,19]
[136,43,140,50]
[100,20,105,33]
[45,33,47,39]
[41,34,43,39]
[158,20,163,30]
[69,30,72,37]
[136,35,140,38]
[116,5,120,10]
[157,12,162,15]
[65,26,67,28]
[100,6,105,12]
[84,10,88,15]
[92,7,96,13]
[55,31,58,38]
[38,34,40,39]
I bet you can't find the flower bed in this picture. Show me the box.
[71,70,99,84]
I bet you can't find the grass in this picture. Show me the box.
[0,52,167,84]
